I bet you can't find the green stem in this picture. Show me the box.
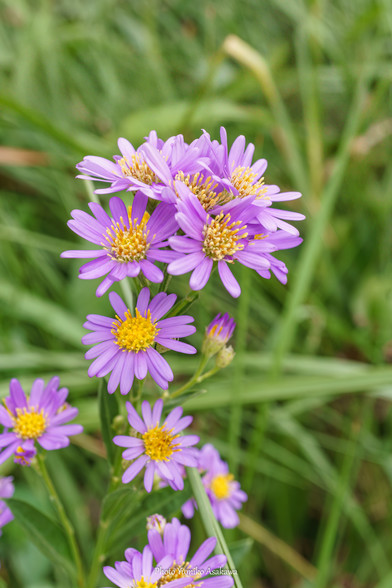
[187,467,243,588]
[36,453,85,587]
[86,447,124,588]
[158,268,172,293]
[83,179,100,204]
[120,277,134,311]
[170,354,210,399]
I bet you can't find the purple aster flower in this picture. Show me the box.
[200,127,305,235]
[148,517,234,588]
[202,313,235,357]
[76,131,165,197]
[182,444,247,529]
[0,377,83,464]
[61,193,179,296]
[103,544,191,588]
[83,288,197,393]
[76,132,207,201]
[167,185,283,298]
[113,399,199,491]
[0,476,14,535]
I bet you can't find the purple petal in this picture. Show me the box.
[189,537,216,567]
[109,291,128,319]
[218,261,241,298]
[167,251,204,276]
[122,455,149,484]
[125,401,147,433]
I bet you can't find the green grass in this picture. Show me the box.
[1,0,392,586]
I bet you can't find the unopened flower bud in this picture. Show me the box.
[215,345,235,368]
[146,513,167,535]
[202,313,236,357]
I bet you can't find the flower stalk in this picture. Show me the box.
[36,453,85,588]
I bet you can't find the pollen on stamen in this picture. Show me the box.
[175,171,232,211]
[158,562,196,587]
[202,212,247,261]
[13,407,47,440]
[142,425,180,462]
[119,153,159,185]
[231,165,268,200]
[210,473,234,500]
[104,211,151,263]
[112,309,159,353]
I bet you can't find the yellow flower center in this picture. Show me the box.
[231,165,268,200]
[133,577,158,588]
[175,171,232,212]
[112,309,158,353]
[119,154,159,185]
[105,208,151,263]
[13,407,47,440]
[142,425,180,462]
[210,473,234,500]
[158,562,197,588]
[202,212,246,261]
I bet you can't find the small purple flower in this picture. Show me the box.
[82,288,197,393]
[61,194,179,296]
[76,132,165,197]
[0,378,83,464]
[182,444,247,529]
[103,544,190,588]
[148,517,234,588]
[167,185,282,298]
[202,313,236,357]
[0,476,14,535]
[113,399,199,492]
[76,132,207,201]
[200,127,305,235]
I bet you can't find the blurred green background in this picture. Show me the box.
[1,0,392,586]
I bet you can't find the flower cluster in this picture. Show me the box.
[0,377,83,465]
[182,444,247,529]
[65,127,303,300]
[104,516,234,588]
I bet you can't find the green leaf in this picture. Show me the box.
[6,498,74,577]
[101,486,138,522]
[227,538,254,567]
[98,379,119,464]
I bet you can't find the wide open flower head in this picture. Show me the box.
[182,444,247,529]
[0,476,14,535]
[0,378,83,465]
[77,132,207,201]
[103,544,191,588]
[148,517,234,588]
[168,185,281,298]
[76,131,166,197]
[113,399,199,492]
[200,127,305,236]
[61,193,179,296]
[83,288,196,394]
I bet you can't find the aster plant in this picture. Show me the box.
[2,128,303,588]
